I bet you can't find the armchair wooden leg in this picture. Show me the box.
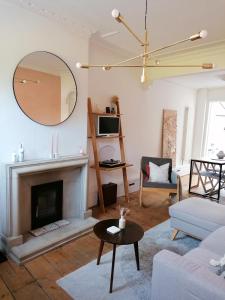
[177,175,182,202]
[139,186,143,207]
[171,229,179,240]
[139,171,143,207]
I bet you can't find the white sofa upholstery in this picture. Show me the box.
[169,197,225,239]
[151,198,225,300]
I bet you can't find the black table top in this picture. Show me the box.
[93,219,144,245]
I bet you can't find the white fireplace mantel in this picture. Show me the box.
[4,155,91,249]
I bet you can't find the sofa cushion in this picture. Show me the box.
[200,226,225,257]
[185,247,221,273]
[169,198,225,232]
[170,217,211,240]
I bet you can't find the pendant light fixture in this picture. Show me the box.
[76,0,213,83]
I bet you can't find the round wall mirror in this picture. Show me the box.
[13,51,77,126]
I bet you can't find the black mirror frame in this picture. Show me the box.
[12,51,78,126]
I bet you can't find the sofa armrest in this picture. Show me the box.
[151,249,225,300]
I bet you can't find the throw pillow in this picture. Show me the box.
[148,162,170,183]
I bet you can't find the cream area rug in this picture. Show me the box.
[57,220,199,300]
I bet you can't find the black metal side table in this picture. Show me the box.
[93,219,144,293]
[189,158,225,201]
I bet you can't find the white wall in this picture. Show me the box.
[0,2,89,162]
[88,39,196,206]
[0,1,197,222]
[0,2,89,240]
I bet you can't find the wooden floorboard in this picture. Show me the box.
[0,191,171,299]
[0,276,13,300]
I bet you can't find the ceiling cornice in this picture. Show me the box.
[1,0,96,39]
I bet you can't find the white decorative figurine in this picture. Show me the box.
[210,254,225,277]
[119,207,130,229]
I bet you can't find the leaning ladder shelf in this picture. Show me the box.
[88,96,132,213]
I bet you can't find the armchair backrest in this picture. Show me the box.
[141,156,173,182]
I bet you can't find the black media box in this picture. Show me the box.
[98,182,117,206]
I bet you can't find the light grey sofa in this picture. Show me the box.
[151,198,225,300]
[169,197,225,240]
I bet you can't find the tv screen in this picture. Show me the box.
[97,116,120,135]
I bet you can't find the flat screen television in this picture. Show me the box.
[96,116,120,136]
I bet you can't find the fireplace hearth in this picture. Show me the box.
[31,180,63,229]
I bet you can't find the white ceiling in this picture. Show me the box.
[5,0,225,55]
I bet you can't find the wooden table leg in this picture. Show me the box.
[109,244,116,293]
[134,242,140,270]
[97,240,104,265]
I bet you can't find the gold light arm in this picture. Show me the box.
[76,63,213,69]
[112,9,146,46]
[92,30,209,67]
[149,37,191,55]
[103,42,185,67]
[119,16,146,46]
[148,31,207,55]
[15,77,40,84]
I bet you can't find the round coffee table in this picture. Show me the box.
[93,219,144,293]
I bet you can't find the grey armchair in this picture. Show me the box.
[139,156,180,206]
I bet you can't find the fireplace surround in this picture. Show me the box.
[2,155,97,263]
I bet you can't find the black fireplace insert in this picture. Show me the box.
[31,180,63,229]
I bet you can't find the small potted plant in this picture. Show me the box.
[119,207,130,229]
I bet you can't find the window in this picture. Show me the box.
[205,101,225,157]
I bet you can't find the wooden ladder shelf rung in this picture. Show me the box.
[88,96,131,213]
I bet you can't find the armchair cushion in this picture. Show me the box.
[143,181,177,189]
[148,162,170,183]
[141,156,173,183]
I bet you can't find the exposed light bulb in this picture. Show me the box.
[112,9,120,19]
[189,29,208,41]
[141,68,146,83]
[199,30,208,39]
[76,62,82,69]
